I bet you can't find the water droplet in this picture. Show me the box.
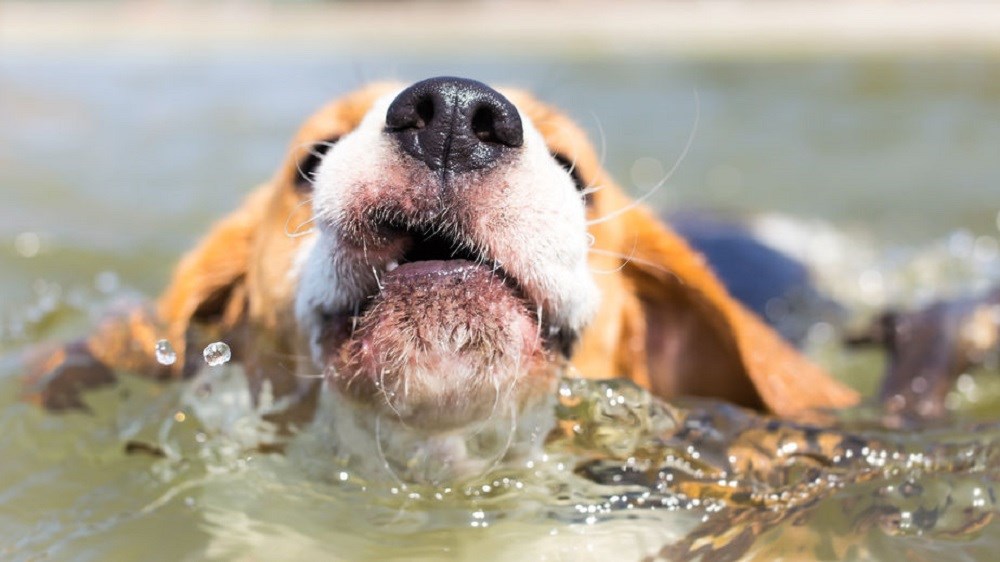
[155,339,177,366]
[203,341,231,367]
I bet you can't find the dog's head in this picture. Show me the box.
[289,78,601,431]
[154,77,857,470]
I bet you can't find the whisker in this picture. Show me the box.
[374,414,407,487]
[566,153,579,177]
[292,140,336,187]
[586,90,700,227]
[588,246,682,282]
[589,110,608,171]
[496,350,526,434]
[487,361,504,424]
[284,196,316,239]
[379,367,405,422]
[588,236,639,275]
[286,226,316,239]
[482,401,519,477]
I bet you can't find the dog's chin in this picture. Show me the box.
[323,259,555,432]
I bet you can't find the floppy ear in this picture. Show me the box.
[21,186,268,409]
[610,194,859,416]
[154,185,272,377]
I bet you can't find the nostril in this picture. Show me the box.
[386,93,436,131]
[415,97,434,129]
[471,106,497,143]
[472,104,523,148]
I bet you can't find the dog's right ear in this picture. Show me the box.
[21,186,270,409]
[155,186,272,377]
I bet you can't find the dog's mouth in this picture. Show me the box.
[316,220,568,429]
[343,218,533,329]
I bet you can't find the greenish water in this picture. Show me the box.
[2,52,1000,560]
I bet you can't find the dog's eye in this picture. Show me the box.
[295,137,339,192]
[552,152,587,193]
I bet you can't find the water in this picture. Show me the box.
[203,342,231,368]
[2,50,1000,560]
[155,339,177,366]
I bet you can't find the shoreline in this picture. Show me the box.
[3,1,1000,58]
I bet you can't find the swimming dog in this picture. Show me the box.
[23,77,860,480]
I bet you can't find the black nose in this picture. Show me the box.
[385,77,523,174]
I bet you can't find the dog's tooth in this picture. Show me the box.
[386,260,399,272]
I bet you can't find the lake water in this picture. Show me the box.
[2,51,999,561]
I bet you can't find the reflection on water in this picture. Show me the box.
[2,52,1000,560]
[2,357,999,561]
[559,378,1000,561]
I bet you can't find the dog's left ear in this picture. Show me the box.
[608,195,859,416]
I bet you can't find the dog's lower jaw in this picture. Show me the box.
[320,382,558,486]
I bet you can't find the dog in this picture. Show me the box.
[23,77,860,482]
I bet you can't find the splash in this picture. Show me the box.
[203,342,232,367]
[155,339,177,366]
[551,376,1000,561]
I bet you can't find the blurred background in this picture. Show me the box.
[2,0,999,341]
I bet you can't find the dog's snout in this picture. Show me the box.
[385,77,523,174]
